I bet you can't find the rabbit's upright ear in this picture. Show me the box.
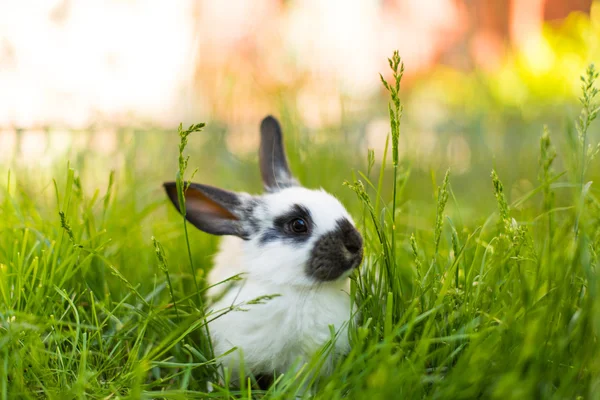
[259,116,299,192]
[163,182,251,239]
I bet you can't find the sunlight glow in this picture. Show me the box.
[0,0,465,130]
[0,0,196,128]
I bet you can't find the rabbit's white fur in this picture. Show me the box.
[207,187,354,381]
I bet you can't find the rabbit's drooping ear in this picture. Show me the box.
[163,182,250,239]
[259,116,299,192]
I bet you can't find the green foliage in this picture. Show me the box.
[1,52,600,400]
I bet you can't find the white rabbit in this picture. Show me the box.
[164,116,363,391]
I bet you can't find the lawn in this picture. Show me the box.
[1,53,600,399]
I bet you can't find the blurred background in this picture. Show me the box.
[1,0,599,223]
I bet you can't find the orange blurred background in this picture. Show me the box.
[0,0,595,131]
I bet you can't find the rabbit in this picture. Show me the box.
[163,115,363,391]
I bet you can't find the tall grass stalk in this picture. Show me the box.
[538,126,557,256]
[380,51,405,263]
[574,64,599,237]
[173,121,216,366]
[153,236,180,322]
[175,122,205,303]
[433,169,450,258]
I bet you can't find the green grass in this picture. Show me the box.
[1,56,600,399]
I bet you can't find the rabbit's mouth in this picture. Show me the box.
[305,218,364,282]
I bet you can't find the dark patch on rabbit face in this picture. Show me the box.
[306,218,363,281]
[259,204,313,245]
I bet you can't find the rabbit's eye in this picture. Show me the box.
[271,205,312,240]
[290,218,308,234]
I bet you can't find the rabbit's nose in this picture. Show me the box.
[343,228,363,255]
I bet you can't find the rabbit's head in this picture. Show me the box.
[164,116,363,287]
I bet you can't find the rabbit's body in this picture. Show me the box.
[209,264,351,377]
[207,187,354,378]
[164,116,363,389]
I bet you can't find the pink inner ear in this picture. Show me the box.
[186,190,238,220]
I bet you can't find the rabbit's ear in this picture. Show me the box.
[163,182,250,239]
[259,116,299,192]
